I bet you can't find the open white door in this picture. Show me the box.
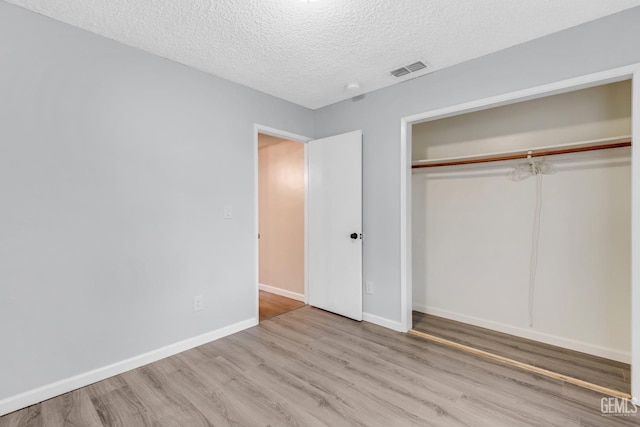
[308,130,363,321]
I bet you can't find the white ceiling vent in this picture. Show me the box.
[406,61,427,72]
[390,61,429,78]
[390,67,410,78]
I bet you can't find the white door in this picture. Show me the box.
[308,130,363,321]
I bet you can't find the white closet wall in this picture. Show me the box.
[413,81,631,160]
[412,81,631,362]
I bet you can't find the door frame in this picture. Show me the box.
[399,63,640,401]
[254,124,313,321]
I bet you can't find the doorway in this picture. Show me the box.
[254,125,364,324]
[257,131,308,321]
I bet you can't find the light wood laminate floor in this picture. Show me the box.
[412,311,631,394]
[259,290,305,322]
[1,306,636,426]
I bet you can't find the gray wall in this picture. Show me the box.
[0,2,313,400]
[314,6,640,323]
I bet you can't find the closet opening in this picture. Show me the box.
[399,66,640,401]
[257,131,307,322]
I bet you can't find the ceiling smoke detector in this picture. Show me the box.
[390,61,429,78]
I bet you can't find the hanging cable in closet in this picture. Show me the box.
[509,154,554,327]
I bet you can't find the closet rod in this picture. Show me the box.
[411,141,631,169]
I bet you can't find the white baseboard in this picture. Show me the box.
[259,283,305,302]
[0,317,258,417]
[412,304,630,364]
[363,312,406,332]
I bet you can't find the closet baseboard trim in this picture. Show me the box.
[363,312,405,332]
[0,317,258,417]
[259,283,305,302]
[412,304,630,364]
[408,329,631,400]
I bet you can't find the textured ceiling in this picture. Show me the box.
[6,0,640,109]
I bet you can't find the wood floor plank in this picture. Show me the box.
[314,334,544,426]
[259,290,305,321]
[120,363,214,427]
[2,305,638,426]
[0,389,103,427]
[90,384,157,427]
[412,311,631,394]
[224,325,435,426]
[41,389,104,427]
[0,406,43,427]
[168,351,285,427]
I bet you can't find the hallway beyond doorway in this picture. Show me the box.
[259,290,305,322]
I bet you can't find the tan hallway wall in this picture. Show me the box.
[258,136,305,297]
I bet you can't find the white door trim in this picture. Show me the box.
[399,63,640,401]
[632,69,640,403]
[254,124,313,320]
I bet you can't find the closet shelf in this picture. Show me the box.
[412,136,632,169]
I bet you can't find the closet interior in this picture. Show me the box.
[411,80,632,395]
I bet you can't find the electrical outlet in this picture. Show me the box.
[224,205,233,219]
[365,281,373,295]
[193,295,203,312]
